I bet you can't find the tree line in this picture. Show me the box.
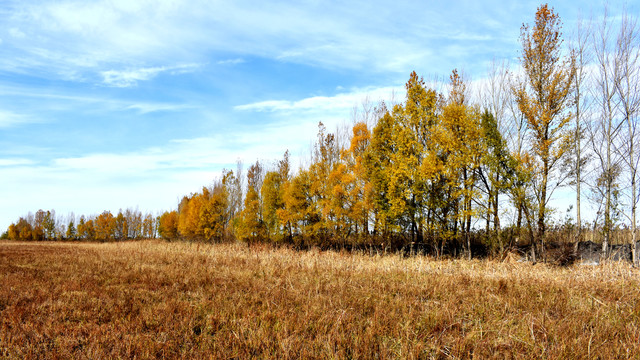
[4,208,157,242]
[4,4,640,264]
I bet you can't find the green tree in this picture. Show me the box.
[43,210,56,240]
[66,219,77,240]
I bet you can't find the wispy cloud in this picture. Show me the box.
[125,103,196,114]
[0,110,34,128]
[0,84,196,115]
[216,58,244,66]
[0,158,35,166]
[101,64,201,87]
[0,0,626,234]
[235,86,404,112]
[8,27,25,38]
[1,0,530,81]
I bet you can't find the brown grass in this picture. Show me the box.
[1,240,639,359]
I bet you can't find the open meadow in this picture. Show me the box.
[1,240,640,359]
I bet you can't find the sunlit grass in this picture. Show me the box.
[1,240,639,358]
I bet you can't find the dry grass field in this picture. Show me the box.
[1,240,639,359]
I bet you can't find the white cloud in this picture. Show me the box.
[1,0,527,80]
[0,84,194,115]
[125,103,196,114]
[235,86,404,112]
[101,64,200,87]
[8,27,25,38]
[0,158,34,166]
[216,58,245,66]
[0,110,32,128]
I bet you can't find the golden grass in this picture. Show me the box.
[1,240,639,359]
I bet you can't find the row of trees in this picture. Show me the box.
[156,72,521,257]
[5,5,639,264]
[155,4,640,264]
[4,208,158,242]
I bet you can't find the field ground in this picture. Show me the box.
[1,240,639,359]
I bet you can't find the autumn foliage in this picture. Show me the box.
[1,67,544,255]
[5,4,640,262]
[147,70,525,257]
[6,208,157,242]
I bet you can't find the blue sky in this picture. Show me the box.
[0,0,636,230]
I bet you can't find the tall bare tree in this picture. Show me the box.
[591,6,624,258]
[613,12,640,266]
[566,14,593,240]
[480,60,513,240]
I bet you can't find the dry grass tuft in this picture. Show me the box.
[1,240,639,359]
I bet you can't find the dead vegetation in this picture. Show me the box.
[1,240,639,359]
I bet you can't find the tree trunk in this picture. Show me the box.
[632,139,637,267]
[604,112,612,260]
[576,97,582,242]
[538,158,549,261]
[466,198,472,261]
[633,180,637,266]
[494,173,501,252]
[486,191,491,238]
[517,203,523,243]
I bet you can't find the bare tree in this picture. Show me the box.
[613,11,640,266]
[591,6,624,258]
[479,59,513,244]
[566,14,594,240]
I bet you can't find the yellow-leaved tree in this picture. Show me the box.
[513,4,575,261]
[441,69,484,259]
[237,160,265,242]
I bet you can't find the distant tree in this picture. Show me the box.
[262,170,284,242]
[309,122,340,244]
[43,210,56,240]
[7,223,18,240]
[8,218,32,241]
[237,160,265,242]
[95,211,116,241]
[77,216,87,240]
[33,210,46,241]
[84,219,96,240]
[143,213,156,238]
[158,211,179,240]
[66,220,77,240]
[202,174,233,242]
[115,210,127,241]
[178,194,201,240]
[279,169,316,242]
